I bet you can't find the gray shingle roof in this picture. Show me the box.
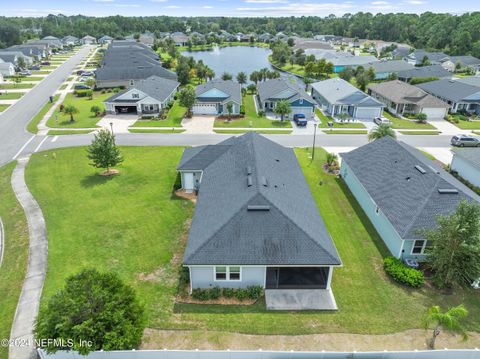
[257,78,314,104]
[311,78,384,107]
[407,50,449,63]
[448,56,480,67]
[417,79,480,103]
[182,133,341,266]
[341,137,480,240]
[365,60,414,73]
[456,76,480,87]
[397,65,451,80]
[452,148,480,170]
[105,75,179,103]
[195,80,242,104]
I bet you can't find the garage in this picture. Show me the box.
[354,107,382,120]
[114,105,137,114]
[192,103,218,115]
[291,106,313,120]
[421,107,447,120]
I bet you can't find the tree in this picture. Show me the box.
[247,83,257,94]
[221,72,232,81]
[85,78,96,89]
[326,152,338,167]
[236,71,247,87]
[339,67,354,82]
[421,55,431,66]
[368,123,396,141]
[416,112,427,124]
[287,37,295,47]
[250,71,260,84]
[63,105,78,122]
[178,87,196,117]
[425,201,480,288]
[17,56,26,69]
[226,102,233,119]
[90,105,101,117]
[274,100,291,121]
[176,58,191,85]
[35,269,144,355]
[87,129,123,174]
[423,305,468,350]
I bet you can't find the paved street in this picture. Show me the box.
[0,46,91,167]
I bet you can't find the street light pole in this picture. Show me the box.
[109,122,114,135]
[312,123,317,161]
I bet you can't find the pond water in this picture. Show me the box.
[182,46,303,85]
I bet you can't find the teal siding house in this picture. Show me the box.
[340,137,480,261]
[451,148,480,188]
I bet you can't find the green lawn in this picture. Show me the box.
[42,65,58,70]
[315,108,366,129]
[0,92,24,100]
[322,130,368,134]
[128,129,186,133]
[214,129,293,134]
[0,162,29,359]
[383,111,436,129]
[0,83,34,89]
[474,131,480,135]
[399,131,440,135]
[26,146,480,337]
[131,101,187,128]
[214,95,292,128]
[59,84,68,90]
[32,70,51,75]
[27,95,60,134]
[22,76,44,82]
[0,104,10,112]
[449,118,480,130]
[47,130,94,135]
[46,92,110,128]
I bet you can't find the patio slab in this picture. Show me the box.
[265,289,338,311]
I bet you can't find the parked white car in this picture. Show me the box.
[373,117,391,125]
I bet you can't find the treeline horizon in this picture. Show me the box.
[1,12,480,56]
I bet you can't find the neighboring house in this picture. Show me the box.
[0,51,33,68]
[365,60,414,80]
[178,133,342,310]
[193,80,241,115]
[257,78,315,120]
[5,45,46,61]
[171,32,189,46]
[104,75,179,116]
[257,33,272,42]
[82,35,97,45]
[98,35,113,45]
[391,46,411,60]
[451,148,480,188]
[40,36,63,49]
[456,76,480,87]
[368,80,450,119]
[0,60,16,77]
[404,50,449,66]
[62,36,79,46]
[304,49,378,73]
[397,65,451,82]
[340,136,480,261]
[139,32,155,47]
[441,56,480,73]
[311,78,384,120]
[417,79,480,114]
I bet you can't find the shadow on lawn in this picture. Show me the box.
[80,173,117,188]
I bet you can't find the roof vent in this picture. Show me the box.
[247,205,270,211]
[406,176,411,181]
[438,188,458,194]
[247,175,253,187]
[246,166,252,175]
[261,176,268,187]
[415,165,426,174]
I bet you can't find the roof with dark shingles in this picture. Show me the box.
[181,133,341,266]
[104,75,179,103]
[417,79,480,102]
[341,137,480,240]
[195,80,242,104]
[397,65,451,80]
[257,78,314,104]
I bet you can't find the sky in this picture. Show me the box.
[1,0,479,18]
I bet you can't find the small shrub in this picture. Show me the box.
[246,285,263,300]
[240,104,245,115]
[383,256,424,288]
[234,288,248,301]
[222,288,236,298]
[178,267,190,287]
[209,286,221,300]
[258,110,265,117]
[192,288,210,301]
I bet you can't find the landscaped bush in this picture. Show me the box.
[189,285,264,302]
[245,285,263,300]
[383,256,424,288]
[222,288,235,298]
[209,286,221,299]
[192,288,210,301]
[234,288,248,301]
[240,104,245,115]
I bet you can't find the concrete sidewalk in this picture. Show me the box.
[9,156,48,359]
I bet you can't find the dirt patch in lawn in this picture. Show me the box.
[141,329,480,352]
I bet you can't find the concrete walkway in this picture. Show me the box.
[265,289,337,310]
[9,155,48,359]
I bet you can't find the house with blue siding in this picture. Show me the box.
[177,133,342,310]
[451,148,480,188]
[364,60,414,80]
[340,137,480,261]
[193,80,241,115]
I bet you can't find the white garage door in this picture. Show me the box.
[354,107,382,120]
[291,107,313,119]
[421,107,447,120]
[192,103,217,115]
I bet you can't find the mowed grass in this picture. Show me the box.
[128,129,186,133]
[383,111,436,129]
[132,101,187,128]
[46,92,110,128]
[399,131,440,135]
[27,95,60,134]
[0,162,29,359]
[214,95,292,128]
[0,104,10,112]
[315,108,366,129]
[0,92,24,100]
[26,147,194,327]
[25,147,480,338]
[47,130,94,135]
[214,129,293,134]
[0,83,34,89]
[451,120,480,130]
[322,129,368,134]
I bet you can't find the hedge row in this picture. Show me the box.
[383,256,424,288]
[191,285,263,301]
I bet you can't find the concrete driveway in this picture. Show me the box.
[182,115,215,134]
[97,114,139,134]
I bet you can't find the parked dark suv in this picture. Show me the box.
[293,114,307,127]
[451,135,480,147]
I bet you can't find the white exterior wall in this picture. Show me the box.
[189,266,266,289]
[451,156,480,188]
[180,171,202,193]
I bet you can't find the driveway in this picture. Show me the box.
[182,115,215,134]
[97,114,139,134]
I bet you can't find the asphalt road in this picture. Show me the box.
[0,46,91,166]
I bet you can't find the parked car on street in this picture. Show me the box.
[74,84,91,90]
[451,135,480,147]
[293,114,307,127]
[374,117,391,125]
[19,69,31,76]
[30,65,41,70]
[41,61,50,66]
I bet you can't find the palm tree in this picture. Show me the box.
[423,305,468,349]
[326,152,338,167]
[368,123,396,141]
[221,72,232,81]
[63,105,79,122]
[236,71,247,87]
[274,100,291,121]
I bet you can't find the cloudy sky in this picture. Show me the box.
[1,0,478,17]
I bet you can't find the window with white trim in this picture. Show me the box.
[132,93,139,99]
[215,266,241,281]
[412,239,430,255]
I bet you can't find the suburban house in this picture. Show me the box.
[0,51,33,68]
[311,78,384,120]
[62,36,79,46]
[340,136,480,261]
[170,32,189,46]
[257,78,316,120]
[303,49,378,73]
[0,60,16,77]
[368,80,450,119]
[40,36,63,49]
[417,79,480,114]
[104,75,179,116]
[178,133,342,310]
[6,45,46,60]
[139,32,155,47]
[365,60,414,80]
[404,50,449,66]
[193,80,241,115]
[98,35,113,45]
[81,35,97,45]
[397,65,451,83]
[451,149,480,188]
[457,76,480,87]
[440,55,480,73]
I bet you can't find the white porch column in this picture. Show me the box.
[326,266,333,290]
